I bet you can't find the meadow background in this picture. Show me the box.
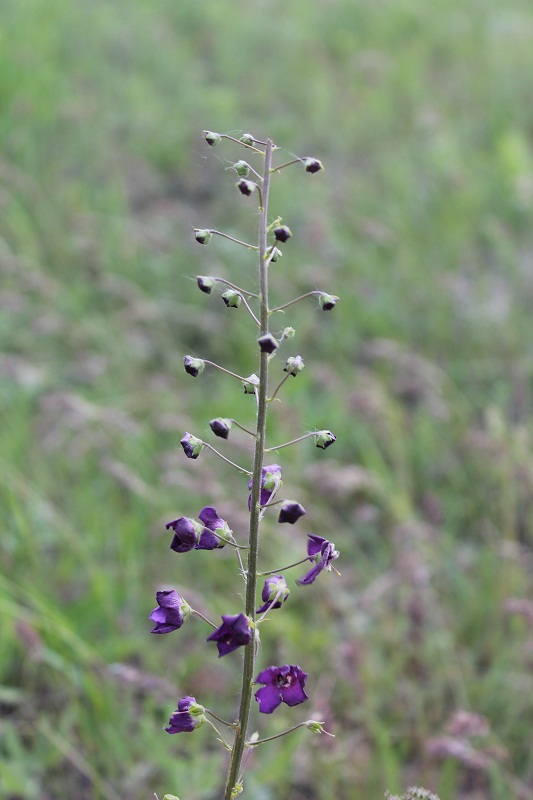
[2,0,533,798]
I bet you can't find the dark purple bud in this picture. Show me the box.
[240,133,255,146]
[222,289,242,308]
[258,333,279,354]
[278,501,306,524]
[180,432,204,459]
[167,516,202,553]
[254,665,308,714]
[197,275,215,294]
[249,464,283,510]
[237,179,256,197]
[183,355,205,377]
[243,374,259,394]
[203,131,221,146]
[303,157,324,174]
[273,225,292,243]
[207,613,252,657]
[283,355,305,377]
[297,534,340,586]
[256,575,290,613]
[209,417,232,439]
[150,589,191,634]
[314,430,336,449]
[197,506,229,550]
[233,160,250,176]
[318,293,339,311]
[194,229,212,245]
[266,245,282,263]
[166,696,206,733]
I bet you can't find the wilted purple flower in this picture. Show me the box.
[278,501,306,524]
[273,225,292,243]
[180,432,204,459]
[209,417,231,439]
[167,516,202,553]
[318,293,339,311]
[303,157,324,174]
[165,696,206,733]
[222,289,242,308]
[207,613,252,657]
[258,333,279,354]
[197,506,228,550]
[256,575,290,613]
[183,355,205,377]
[314,430,336,449]
[297,534,340,586]
[248,464,283,510]
[254,665,308,714]
[237,179,256,197]
[150,590,191,634]
[197,275,215,293]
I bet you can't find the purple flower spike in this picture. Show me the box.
[180,432,204,459]
[278,501,307,524]
[248,464,283,510]
[150,590,191,634]
[165,696,206,734]
[207,613,252,657]
[254,665,308,714]
[197,506,228,550]
[167,516,201,553]
[297,534,340,586]
[256,575,290,613]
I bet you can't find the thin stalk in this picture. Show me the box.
[220,134,265,155]
[204,443,252,475]
[245,722,307,746]
[223,139,274,800]
[268,372,290,402]
[214,278,259,298]
[229,419,257,437]
[208,230,258,250]
[265,432,315,452]
[203,360,251,383]
[240,295,261,326]
[257,556,310,577]
[270,291,323,313]
[191,610,218,629]
[269,158,303,173]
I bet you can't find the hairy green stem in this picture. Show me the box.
[223,139,274,800]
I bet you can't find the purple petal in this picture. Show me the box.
[307,534,327,558]
[198,506,224,531]
[196,530,220,550]
[281,681,308,707]
[255,685,283,714]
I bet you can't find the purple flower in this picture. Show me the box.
[197,275,215,293]
[254,665,308,714]
[165,696,206,733]
[278,501,306,524]
[207,613,252,657]
[258,333,279,354]
[297,534,340,586]
[248,464,283,510]
[303,157,324,174]
[273,225,292,243]
[256,575,290,613]
[183,355,205,377]
[180,432,204,459]
[209,417,231,439]
[197,506,227,550]
[318,293,339,311]
[314,430,336,450]
[237,179,256,197]
[150,590,191,634]
[167,516,202,553]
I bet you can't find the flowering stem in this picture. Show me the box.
[265,432,316,452]
[268,372,290,402]
[207,230,259,250]
[270,291,324,313]
[214,278,259,298]
[257,557,310,577]
[245,722,308,746]
[224,139,274,800]
[204,443,252,475]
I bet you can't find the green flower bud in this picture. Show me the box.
[319,293,339,311]
[163,795,181,800]
[183,355,206,377]
[233,160,250,177]
[282,327,296,339]
[243,374,259,394]
[304,720,335,737]
[222,289,242,308]
[194,228,212,245]
[283,355,305,377]
[240,133,255,146]
[197,275,215,294]
[237,179,257,197]
[203,130,221,146]
[303,157,324,174]
[266,245,282,263]
[314,430,336,450]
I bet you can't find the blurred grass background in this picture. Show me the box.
[2,0,533,798]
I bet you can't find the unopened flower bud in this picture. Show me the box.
[283,355,305,377]
[194,228,212,245]
[209,418,232,439]
[196,275,215,294]
[314,430,336,450]
[303,720,334,736]
[319,293,339,311]
[273,225,292,243]
[203,130,221,146]
[282,327,296,339]
[243,374,259,394]
[278,501,306,524]
[222,289,242,308]
[303,158,324,174]
[266,245,282,263]
[240,133,255,146]
[233,160,250,177]
[237,179,256,197]
[256,575,290,613]
[183,355,205,377]
[180,432,204,459]
[258,333,279,354]
[163,795,181,800]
